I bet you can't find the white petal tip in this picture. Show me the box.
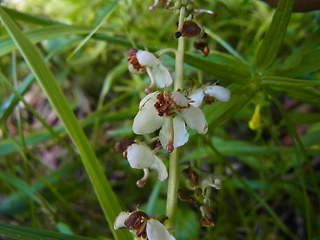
[204,86,231,102]
[114,212,130,229]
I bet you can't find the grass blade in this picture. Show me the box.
[0,7,131,240]
[0,222,99,240]
[256,0,294,70]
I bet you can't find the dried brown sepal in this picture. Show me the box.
[201,217,212,227]
[115,139,134,152]
[127,48,146,72]
[181,20,201,38]
[195,187,201,196]
[188,166,199,187]
[124,210,150,230]
[202,205,215,222]
[136,221,148,239]
[205,96,215,105]
[194,41,210,57]
[178,189,202,207]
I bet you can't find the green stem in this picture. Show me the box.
[166,6,185,232]
[166,147,179,230]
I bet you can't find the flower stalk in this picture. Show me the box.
[166,5,185,232]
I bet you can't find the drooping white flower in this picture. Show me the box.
[126,143,168,183]
[114,210,175,240]
[133,91,208,152]
[127,48,172,92]
[189,85,231,108]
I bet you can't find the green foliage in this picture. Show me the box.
[0,0,319,239]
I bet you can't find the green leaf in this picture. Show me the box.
[2,6,63,25]
[0,162,80,216]
[0,25,131,57]
[256,0,294,70]
[0,172,40,205]
[184,52,251,84]
[0,7,131,240]
[275,28,320,77]
[260,76,320,88]
[68,0,119,59]
[268,86,320,103]
[0,222,98,240]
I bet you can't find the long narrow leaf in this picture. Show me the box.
[0,7,131,240]
[256,0,294,70]
[0,222,98,240]
[184,52,251,84]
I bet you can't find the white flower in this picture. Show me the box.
[126,143,168,183]
[127,48,172,92]
[114,210,175,240]
[189,85,231,108]
[133,91,208,152]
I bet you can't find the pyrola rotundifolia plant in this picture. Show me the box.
[114,1,230,238]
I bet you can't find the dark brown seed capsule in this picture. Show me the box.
[181,21,201,38]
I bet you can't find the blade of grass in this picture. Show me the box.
[0,7,131,240]
[0,100,132,158]
[2,6,63,25]
[256,0,294,70]
[270,91,320,238]
[0,25,130,57]
[68,0,119,59]
[184,52,251,84]
[204,136,298,240]
[0,222,100,240]
[0,71,78,157]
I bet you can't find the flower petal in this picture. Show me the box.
[114,211,131,229]
[133,92,164,135]
[150,156,168,181]
[126,144,156,169]
[159,117,171,148]
[173,116,189,147]
[180,106,208,134]
[171,91,189,107]
[133,109,163,135]
[204,85,230,102]
[146,219,176,240]
[139,91,160,109]
[188,89,204,107]
[136,50,161,67]
[152,64,173,88]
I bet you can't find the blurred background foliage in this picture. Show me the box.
[0,0,319,239]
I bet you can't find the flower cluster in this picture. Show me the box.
[117,48,231,183]
[115,35,230,239]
